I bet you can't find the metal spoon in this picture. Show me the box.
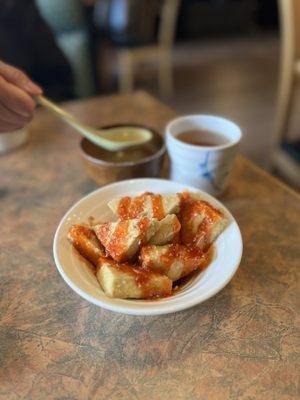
[35,95,152,151]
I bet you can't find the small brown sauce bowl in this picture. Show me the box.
[80,124,166,185]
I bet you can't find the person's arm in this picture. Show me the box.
[0,60,42,132]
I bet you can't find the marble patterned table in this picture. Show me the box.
[0,92,299,400]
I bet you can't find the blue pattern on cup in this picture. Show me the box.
[198,153,220,191]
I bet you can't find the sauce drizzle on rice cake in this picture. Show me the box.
[68,224,105,265]
[178,193,228,250]
[140,244,207,281]
[94,217,159,262]
[108,192,180,220]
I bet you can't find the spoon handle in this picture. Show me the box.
[35,95,77,122]
[35,95,151,151]
[35,95,101,143]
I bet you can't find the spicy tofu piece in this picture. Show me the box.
[179,196,205,244]
[194,211,228,250]
[140,244,206,281]
[68,224,105,266]
[179,195,228,250]
[108,192,180,220]
[94,217,159,262]
[96,258,172,299]
[149,214,181,245]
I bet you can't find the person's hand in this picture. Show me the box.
[0,60,42,132]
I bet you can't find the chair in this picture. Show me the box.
[117,0,180,96]
[272,0,300,186]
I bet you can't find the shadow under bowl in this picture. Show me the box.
[80,124,166,185]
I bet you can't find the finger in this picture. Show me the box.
[0,76,36,117]
[0,60,42,95]
[0,119,25,133]
[0,100,32,125]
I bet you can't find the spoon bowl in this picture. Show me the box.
[35,95,152,151]
[99,126,153,150]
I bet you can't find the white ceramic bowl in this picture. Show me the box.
[53,179,243,315]
[0,128,28,154]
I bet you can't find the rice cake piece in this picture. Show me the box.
[140,244,206,281]
[179,195,228,250]
[194,212,228,250]
[179,196,205,244]
[149,214,181,245]
[68,224,105,266]
[94,217,159,262]
[108,192,180,220]
[97,258,172,299]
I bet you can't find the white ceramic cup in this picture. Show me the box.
[166,115,242,196]
[0,128,28,155]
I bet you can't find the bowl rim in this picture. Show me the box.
[80,123,166,167]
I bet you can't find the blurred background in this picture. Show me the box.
[1,0,300,189]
